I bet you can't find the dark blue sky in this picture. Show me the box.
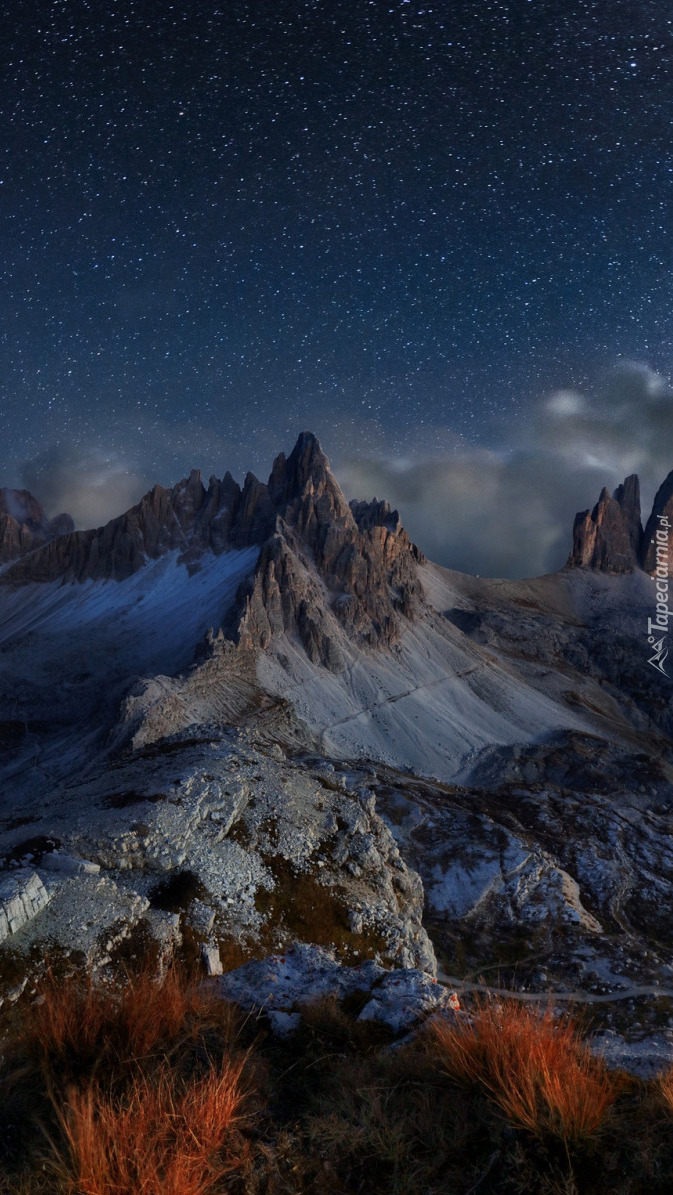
[2,0,672,566]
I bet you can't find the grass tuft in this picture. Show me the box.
[657,1063,673,1119]
[24,962,240,1095]
[431,997,621,1143]
[56,1059,246,1195]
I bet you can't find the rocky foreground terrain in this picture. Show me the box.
[1,433,673,1068]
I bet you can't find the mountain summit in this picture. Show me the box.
[567,469,673,574]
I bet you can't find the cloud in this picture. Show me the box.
[338,450,601,578]
[20,446,148,529]
[15,416,247,530]
[335,362,673,578]
[532,362,673,488]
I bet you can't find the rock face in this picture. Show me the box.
[567,476,643,573]
[0,488,74,565]
[235,433,425,659]
[2,432,425,657]
[641,469,673,575]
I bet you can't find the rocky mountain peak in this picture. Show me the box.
[566,468,673,575]
[0,486,75,565]
[267,431,357,551]
[233,435,425,664]
[268,431,332,502]
[171,468,207,522]
[566,473,646,574]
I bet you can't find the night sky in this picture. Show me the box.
[2,1,673,575]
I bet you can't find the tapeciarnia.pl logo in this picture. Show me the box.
[647,514,670,676]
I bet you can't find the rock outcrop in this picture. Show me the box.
[0,870,51,944]
[216,943,452,1035]
[0,488,74,565]
[0,726,436,979]
[567,475,643,573]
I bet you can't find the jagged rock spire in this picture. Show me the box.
[567,469,673,576]
[268,431,335,504]
[567,475,642,573]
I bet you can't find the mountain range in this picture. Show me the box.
[0,432,672,1063]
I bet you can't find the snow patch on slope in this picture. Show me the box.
[0,547,259,684]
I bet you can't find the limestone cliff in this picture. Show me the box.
[566,475,642,573]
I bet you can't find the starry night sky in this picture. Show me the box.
[2,0,673,574]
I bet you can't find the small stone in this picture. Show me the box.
[201,942,223,976]
[348,910,364,934]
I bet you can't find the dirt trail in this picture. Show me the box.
[437,972,673,1005]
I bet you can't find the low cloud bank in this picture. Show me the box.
[20,446,147,531]
[336,363,673,578]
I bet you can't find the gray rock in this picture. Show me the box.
[200,942,223,976]
[358,969,453,1034]
[41,853,101,876]
[0,871,51,943]
[267,1010,302,1036]
[189,899,216,934]
[591,1029,673,1078]
[215,943,443,1035]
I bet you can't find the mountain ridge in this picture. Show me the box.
[3,436,673,586]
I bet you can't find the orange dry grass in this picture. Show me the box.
[27,964,234,1090]
[657,1065,673,1117]
[58,1060,246,1195]
[432,998,620,1142]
